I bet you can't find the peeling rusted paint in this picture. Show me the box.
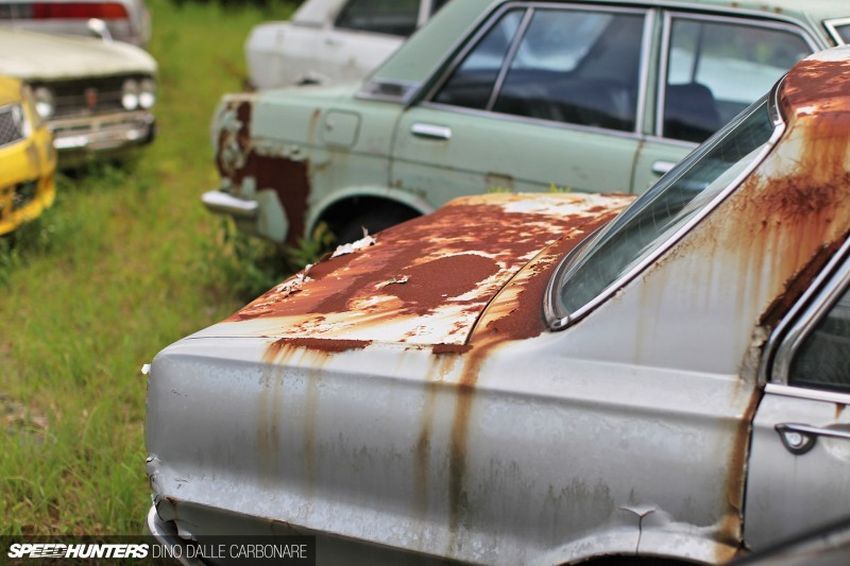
[216,97,311,244]
[717,387,762,562]
[268,337,372,354]
[226,193,633,350]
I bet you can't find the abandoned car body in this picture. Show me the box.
[0,29,156,163]
[0,75,56,235]
[205,0,849,245]
[0,0,151,46]
[149,49,850,563]
[246,0,450,90]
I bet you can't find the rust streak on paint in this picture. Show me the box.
[431,344,472,355]
[446,208,625,545]
[717,387,762,562]
[270,337,372,354]
[415,353,461,523]
[836,403,846,420]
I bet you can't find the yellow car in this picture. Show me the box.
[0,75,56,236]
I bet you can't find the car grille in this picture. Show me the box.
[38,75,145,119]
[0,106,24,147]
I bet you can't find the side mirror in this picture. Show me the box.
[87,18,113,42]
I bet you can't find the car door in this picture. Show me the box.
[391,3,651,207]
[745,246,850,550]
[631,12,816,193]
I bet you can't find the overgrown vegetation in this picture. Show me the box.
[0,0,298,534]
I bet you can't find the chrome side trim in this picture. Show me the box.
[545,83,786,330]
[825,17,850,46]
[768,241,850,386]
[765,383,850,406]
[655,10,818,138]
[201,190,260,218]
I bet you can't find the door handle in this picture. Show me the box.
[652,160,676,176]
[411,123,452,141]
[775,422,850,455]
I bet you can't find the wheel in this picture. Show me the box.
[334,206,419,244]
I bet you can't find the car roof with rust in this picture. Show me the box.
[371,0,849,87]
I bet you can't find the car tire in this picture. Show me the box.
[334,206,419,245]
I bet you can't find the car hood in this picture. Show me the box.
[195,193,633,348]
[0,29,156,81]
[0,75,21,106]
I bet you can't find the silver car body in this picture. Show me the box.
[147,48,850,564]
[0,0,150,46]
[246,0,445,90]
[0,28,156,160]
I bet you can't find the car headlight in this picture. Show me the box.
[10,104,31,138]
[139,78,156,109]
[33,87,54,119]
[121,78,139,111]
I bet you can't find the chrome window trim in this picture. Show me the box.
[544,79,786,331]
[655,10,819,139]
[420,2,522,104]
[485,7,534,111]
[825,17,850,46]
[764,383,850,406]
[634,9,656,138]
[765,239,850,388]
[417,0,430,28]
[423,2,652,136]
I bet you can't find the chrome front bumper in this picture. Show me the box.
[49,111,155,153]
[201,190,259,218]
[146,505,205,566]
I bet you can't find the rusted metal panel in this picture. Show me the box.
[210,192,632,346]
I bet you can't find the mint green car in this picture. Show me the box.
[204,0,849,245]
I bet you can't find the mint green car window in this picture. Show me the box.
[664,18,809,142]
[558,98,773,315]
[335,0,420,37]
[836,25,850,44]
[790,287,850,395]
[492,9,645,131]
[433,9,523,110]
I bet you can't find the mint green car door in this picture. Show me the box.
[632,13,815,193]
[391,5,651,207]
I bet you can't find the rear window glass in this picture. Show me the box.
[335,0,419,37]
[557,98,775,317]
[833,24,850,44]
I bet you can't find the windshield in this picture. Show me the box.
[555,96,778,320]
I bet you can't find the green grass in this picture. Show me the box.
[0,0,296,535]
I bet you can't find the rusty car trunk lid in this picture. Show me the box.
[195,193,633,348]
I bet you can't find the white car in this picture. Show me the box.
[0,28,157,163]
[246,0,450,90]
